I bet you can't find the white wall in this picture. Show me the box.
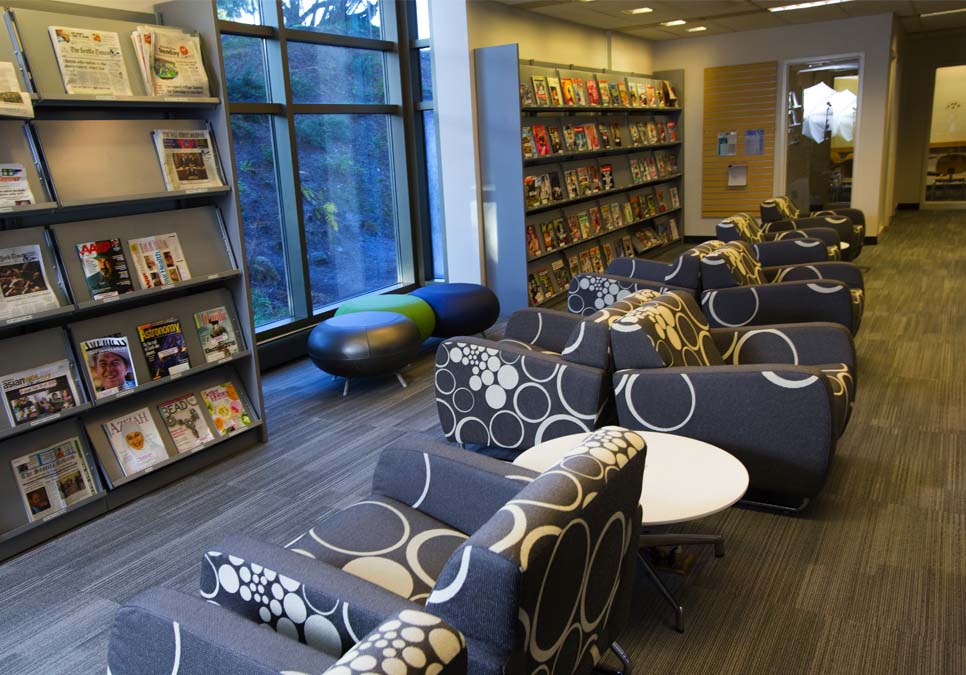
[652,13,894,237]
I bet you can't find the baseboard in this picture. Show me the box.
[864,236,878,245]
[258,328,310,371]
[896,203,919,210]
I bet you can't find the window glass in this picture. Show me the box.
[415,0,430,40]
[294,114,399,308]
[216,0,262,25]
[221,35,268,103]
[230,115,293,327]
[282,0,382,39]
[288,43,386,104]
[418,47,432,101]
[422,109,444,279]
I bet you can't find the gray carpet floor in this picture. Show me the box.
[0,209,963,674]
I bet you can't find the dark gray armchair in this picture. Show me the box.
[715,212,840,263]
[760,196,864,260]
[610,291,855,507]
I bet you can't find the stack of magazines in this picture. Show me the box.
[131,25,210,97]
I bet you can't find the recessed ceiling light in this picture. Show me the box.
[661,19,687,26]
[687,26,707,32]
[920,7,966,17]
[621,6,653,14]
[768,0,851,12]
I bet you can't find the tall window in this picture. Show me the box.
[218,0,432,337]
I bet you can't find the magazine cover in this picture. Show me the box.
[551,259,570,290]
[553,218,569,247]
[540,221,557,251]
[104,407,169,476]
[608,82,621,106]
[48,26,132,96]
[531,76,549,106]
[667,120,678,142]
[670,186,681,209]
[586,79,600,106]
[536,267,554,299]
[600,204,614,230]
[0,164,35,206]
[598,125,611,149]
[76,239,134,301]
[129,233,191,289]
[576,167,592,195]
[1,359,79,426]
[578,250,592,273]
[567,254,580,277]
[589,207,603,235]
[201,382,252,436]
[137,317,190,379]
[600,164,615,191]
[152,129,224,191]
[611,202,625,227]
[627,82,639,107]
[610,123,622,147]
[567,215,582,243]
[0,244,59,320]
[158,393,214,453]
[628,124,641,146]
[561,125,577,152]
[524,176,540,209]
[527,273,542,304]
[80,334,137,398]
[560,78,576,106]
[535,174,553,205]
[584,124,600,150]
[12,437,96,522]
[519,82,534,106]
[532,125,551,156]
[578,212,592,239]
[622,202,635,225]
[572,126,589,152]
[546,76,563,106]
[526,224,541,258]
[521,126,535,158]
[548,173,564,202]
[564,170,580,200]
[603,242,615,265]
[547,126,563,154]
[0,63,33,118]
[598,78,610,106]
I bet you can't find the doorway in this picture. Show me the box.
[925,65,966,203]
[783,56,861,211]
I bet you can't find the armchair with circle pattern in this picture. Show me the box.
[760,195,865,260]
[715,212,841,263]
[699,241,864,335]
[610,291,855,506]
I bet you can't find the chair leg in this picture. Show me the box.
[739,496,810,514]
[342,378,350,397]
[395,372,408,388]
[594,642,632,675]
[638,550,684,633]
[639,532,725,558]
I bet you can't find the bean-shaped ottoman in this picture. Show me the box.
[307,311,421,396]
[410,283,500,338]
[334,295,436,341]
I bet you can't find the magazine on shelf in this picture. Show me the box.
[137,317,190,380]
[600,204,614,230]
[547,126,563,154]
[598,79,610,106]
[656,190,669,213]
[667,120,678,142]
[531,76,549,106]
[608,202,623,228]
[645,156,659,180]
[629,159,643,184]
[645,83,657,107]
[80,334,137,399]
[553,218,568,246]
[584,124,600,150]
[603,242,615,265]
[540,221,557,250]
[0,62,33,118]
[48,26,132,96]
[77,239,134,301]
[586,79,601,106]
[589,247,605,273]
[669,217,681,240]
[521,126,535,158]
[598,125,611,149]
[616,82,629,106]
[627,82,639,107]
[519,82,534,106]
[0,164,35,207]
[567,254,580,277]
[526,224,541,258]
[551,259,570,290]
[589,207,603,235]
[578,250,593,273]
[131,26,209,97]
[664,80,678,107]
[1,359,79,427]
[646,193,659,216]
[524,176,540,209]
[532,125,551,156]
[527,273,542,304]
[622,235,633,256]
[629,195,644,221]
[576,167,592,196]
[621,202,634,225]
[104,407,168,476]
[201,382,252,436]
[152,129,224,191]
[560,78,576,106]
[546,76,563,106]
[670,186,681,209]
[572,77,587,106]
[534,174,553,205]
[600,164,615,191]
[129,233,191,289]
[564,170,579,200]
[158,393,214,454]
[194,306,239,362]
[566,215,581,243]
[628,124,641,147]
[655,153,668,177]
[536,267,554,299]
[12,437,96,522]
[0,244,59,319]
[548,173,564,202]
[657,121,668,144]
[561,124,577,152]
[578,212,592,239]
[588,165,602,192]
[573,126,589,152]
[609,82,621,106]
[646,121,659,145]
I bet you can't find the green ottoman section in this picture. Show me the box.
[335,294,436,341]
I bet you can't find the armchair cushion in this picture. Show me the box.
[503,307,610,369]
[700,241,766,287]
[701,280,859,334]
[717,213,764,243]
[711,323,856,375]
[767,261,864,290]
[566,273,671,316]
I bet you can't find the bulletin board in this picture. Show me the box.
[702,61,777,218]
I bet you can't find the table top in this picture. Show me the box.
[513,431,749,526]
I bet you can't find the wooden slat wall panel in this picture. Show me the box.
[702,61,778,218]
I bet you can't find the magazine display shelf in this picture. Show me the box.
[0,0,264,563]
[475,43,684,310]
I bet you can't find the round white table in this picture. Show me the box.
[513,430,749,632]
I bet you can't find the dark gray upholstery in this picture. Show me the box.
[611,292,855,500]
[715,213,836,264]
[760,196,864,260]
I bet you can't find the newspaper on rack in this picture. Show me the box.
[131,25,209,97]
[152,128,224,191]
[0,61,33,118]
[1,359,79,426]
[11,437,97,522]
[47,26,132,96]
[0,244,59,320]
[0,164,35,207]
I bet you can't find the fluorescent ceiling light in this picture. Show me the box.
[768,0,851,12]
[920,7,966,17]
[687,26,707,32]
[661,19,687,26]
[621,6,653,14]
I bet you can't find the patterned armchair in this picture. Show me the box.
[699,241,865,335]
[567,241,723,316]
[760,196,864,260]
[108,428,648,675]
[716,212,841,263]
[610,291,855,506]
[435,290,659,451]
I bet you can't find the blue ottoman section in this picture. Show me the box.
[308,311,421,395]
[410,283,500,338]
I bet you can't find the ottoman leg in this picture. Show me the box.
[395,372,408,389]
[342,378,351,397]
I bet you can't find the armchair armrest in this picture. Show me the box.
[614,366,835,498]
[765,262,864,290]
[435,337,609,449]
[606,257,672,283]
[795,215,853,243]
[710,322,856,373]
[752,238,827,266]
[567,273,675,317]
[201,535,418,655]
[701,280,857,333]
[504,307,583,352]
[761,219,797,234]
[372,441,537,534]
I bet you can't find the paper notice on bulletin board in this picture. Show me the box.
[717,131,737,156]
[728,164,748,187]
[745,129,765,155]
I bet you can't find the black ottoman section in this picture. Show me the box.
[410,283,500,338]
[308,311,421,396]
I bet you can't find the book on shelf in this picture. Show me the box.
[646,83,657,107]
[137,317,190,380]
[598,78,610,106]
[547,126,564,154]
[521,126,536,158]
[1,359,79,427]
[0,164,35,206]
[519,82,534,106]
[621,202,634,225]
[553,217,569,247]
[536,267,554,299]
[588,165,602,193]
[532,125,552,156]
[201,382,252,436]
[578,212,592,239]
[670,186,681,209]
[589,207,603,235]
[104,407,168,476]
[81,334,137,399]
[561,78,576,105]
[0,62,33,118]
[564,170,580,200]
[589,247,605,273]
[524,175,540,209]
[526,223,541,258]
[586,78,601,106]
[611,201,625,227]
[578,249,593,273]
[12,437,96,522]
[572,77,588,106]
[527,273,542,304]
[546,76,563,106]
[531,76,550,106]
[573,125,589,152]
[566,215,582,243]
[602,242,615,265]
[628,124,641,146]
[194,306,239,363]
[646,121,659,145]
[584,124,600,150]
[0,244,59,319]
[567,254,580,277]
[153,128,224,191]
[609,82,622,106]
[551,259,570,290]
[667,119,678,142]
[540,221,557,250]
[131,25,209,97]
[576,167,593,196]
[77,239,134,301]
[158,392,214,454]
[129,233,191,289]
[48,26,132,96]
[598,125,611,149]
